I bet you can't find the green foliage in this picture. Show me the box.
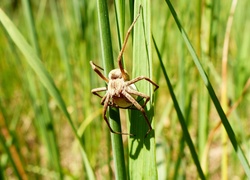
[0,0,250,179]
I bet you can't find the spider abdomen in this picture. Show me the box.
[111,83,137,108]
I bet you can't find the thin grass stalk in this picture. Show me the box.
[21,0,63,178]
[0,24,30,180]
[201,0,219,173]
[173,136,185,179]
[0,133,23,179]
[79,1,99,161]
[21,0,41,57]
[129,1,158,179]
[96,0,127,179]
[0,104,28,180]
[72,0,82,33]
[0,161,3,180]
[233,1,250,99]
[198,0,211,173]
[200,79,250,177]
[114,0,125,50]
[208,0,219,60]
[26,70,62,179]
[221,0,238,179]
[173,91,193,178]
[172,39,187,179]
[153,36,205,180]
[41,89,63,178]
[49,0,77,120]
[129,0,134,35]
[0,9,95,180]
[164,0,250,177]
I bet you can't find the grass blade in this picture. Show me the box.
[221,0,238,178]
[21,0,63,177]
[96,0,127,179]
[0,105,28,180]
[129,1,158,179]
[0,8,67,122]
[0,8,95,180]
[114,0,125,50]
[153,36,205,180]
[164,0,250,177]
[49,0,76,119]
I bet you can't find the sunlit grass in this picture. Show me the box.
[1,0,250,179]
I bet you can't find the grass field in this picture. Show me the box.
[0,0,250,179]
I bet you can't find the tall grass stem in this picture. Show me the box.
[164,0,250,177]
[96,0,127,179]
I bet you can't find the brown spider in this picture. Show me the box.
[90,7,158,137]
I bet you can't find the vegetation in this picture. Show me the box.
[0,0,250,179]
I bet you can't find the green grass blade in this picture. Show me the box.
[0,9,67,121]
[197,0,210,172]
[96,0,127,179]
[21,0,41,56]
[129,1,157,179]
[173,93,193,178]
[0,161,3,180]
[153,36,205,180]
[164,0,250,177]
[49,0,76,119]
[21,0,63,177]
[114,0,125,49]
[0,8,95,180]
[0,112,26,179]
[0,134,22,179]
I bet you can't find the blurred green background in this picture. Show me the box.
[0,0,250,179]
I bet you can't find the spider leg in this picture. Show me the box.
[90,61,109,83]
[101,93,108,105]
[117,6,142,80]
[91,87,107,99]
[90,61,104,71]
[126,76,159,91]
[103,94,134,136]
[101,94,116,107]
[122,91,152,137]
[108,103,138,110]
[119,105,138,110]
[126,88,150,108]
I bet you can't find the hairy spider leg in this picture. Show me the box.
[90,61,109,83]
[101,93,107,105]
[126,88,150,108]
[91,87,107,99]
[117,6,142,80]
[122,90,152,137]
[126,76,159,92]
[102,93,135,136]
[90,61,104,71]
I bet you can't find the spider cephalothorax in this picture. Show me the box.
[109,68,138,108]
[90,7,158,137]
[108,69,129,80]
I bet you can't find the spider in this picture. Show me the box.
[90,7,159,137]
